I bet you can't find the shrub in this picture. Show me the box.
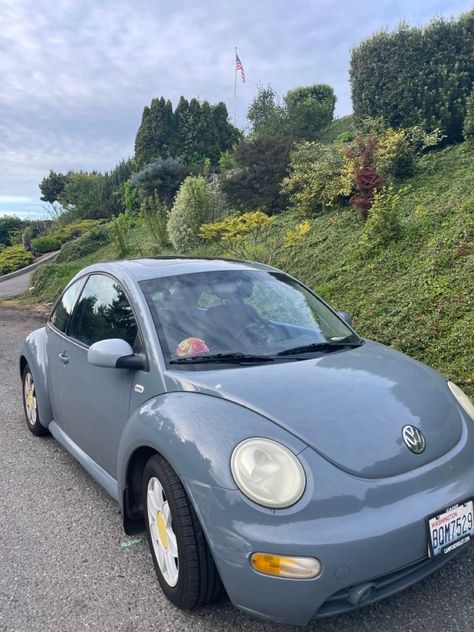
[282,142,354,216]
[221,136,291,215]
[48,219,101,243]
[375,128,415,179]
[200,212,311,266]
[463,87,474,143]
[130,157,189,207]
[347,137,384,220]
[139,194,168,249]
[31,235,62,254]
[56,226,109,263]
[108,213,133,258]
[358,187,402,256]
[0,245,33,274]
[167,176,223,251]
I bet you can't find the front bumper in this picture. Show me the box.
[184,419,474,625]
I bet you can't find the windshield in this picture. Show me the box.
[141,269,360,365]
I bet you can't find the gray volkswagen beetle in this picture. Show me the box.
[20,258,474,625]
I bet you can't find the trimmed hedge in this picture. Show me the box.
[0,245,33,274]
[31,235,62,254]
[350,13,474,142]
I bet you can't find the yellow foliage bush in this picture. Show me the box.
[282,142,354,217]
[200,211,311,265]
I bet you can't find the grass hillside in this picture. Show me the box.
[6,143,473,396]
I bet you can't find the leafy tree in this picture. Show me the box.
[136,95,240,168]
[247,84,286,137]
[350,13,474,142]
[167,176,222,251]
[100,158,135,217]
[58,171,105,220]
[39,170,67,203]
[134,106,155,168]
[0,217,24,247]
[135,98,174,168]
[284,85,336,141]
[221,136,292,215]
[212,102,241,152]
[172,96,190,156]
[130,157,189,207]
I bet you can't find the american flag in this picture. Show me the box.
[235,53,246,83]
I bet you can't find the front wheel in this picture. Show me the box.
[143,454,221,609]
[22,365,48,436]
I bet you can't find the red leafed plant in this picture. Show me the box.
[346,136,384,220]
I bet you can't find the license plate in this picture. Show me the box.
[427,500,474,557]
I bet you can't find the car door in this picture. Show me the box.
[55,273,141,479]
[47,276,87,421]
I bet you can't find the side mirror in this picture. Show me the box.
[87,338,146,370]
[337,311,353,327]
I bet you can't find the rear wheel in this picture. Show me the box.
[143,454,221,609]
[22,365,48,436]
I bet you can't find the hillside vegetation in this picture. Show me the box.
[3,10,472,399]
[14,142,473,397]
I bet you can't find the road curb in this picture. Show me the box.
[0,250,59,283]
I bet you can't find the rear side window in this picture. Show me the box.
[68,274,138,347]
[50,278,84,333]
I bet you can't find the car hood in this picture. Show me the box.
[164,341,464,478]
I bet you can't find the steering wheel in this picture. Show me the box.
[237,320,273,344]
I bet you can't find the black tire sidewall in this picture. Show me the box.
[143,455,196,607]
[22,365,46,436]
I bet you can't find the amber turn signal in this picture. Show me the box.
[250,552,321,579]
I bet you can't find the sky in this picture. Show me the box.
[0,0,472,217]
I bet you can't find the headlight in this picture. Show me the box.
[448,381,474,420]
[231,438,306,508]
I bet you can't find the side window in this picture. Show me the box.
[68,275,138,347]
[50,278,85,333]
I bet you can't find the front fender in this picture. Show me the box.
[117,391,307,499]
[20,327,53,428]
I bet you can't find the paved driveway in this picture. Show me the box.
[0,251,59,299]
[1,308,474,632]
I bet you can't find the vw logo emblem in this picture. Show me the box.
[402,425,426,454]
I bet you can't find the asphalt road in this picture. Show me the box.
[0,251,59,299]
[1,308,474,632]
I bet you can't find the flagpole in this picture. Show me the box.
[233,46,237,124]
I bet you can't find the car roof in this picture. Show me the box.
[74,257,278,284]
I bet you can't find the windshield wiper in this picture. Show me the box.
[169,352,276,365]
[278,341,362,356]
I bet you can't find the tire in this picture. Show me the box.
[22,365,48,436]
[143,454,222,609]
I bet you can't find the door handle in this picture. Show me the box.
[59,352,69,365]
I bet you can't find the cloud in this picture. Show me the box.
[0,0,472,206]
